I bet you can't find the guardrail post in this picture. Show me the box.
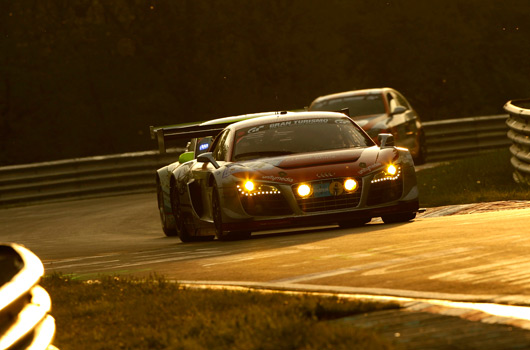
[504,99,530,185]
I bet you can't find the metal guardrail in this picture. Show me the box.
[0,115,512,208]
[422,114,510,162]
[0,243,57,350]
[504,99,530,184]
[0,150,181,208]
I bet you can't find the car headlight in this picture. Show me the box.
[243,180,255,192]
[344,178,358,192]
[385,164,398,176]
[371,164,401,183]
[237,181,280,196]
[297,184,312,198]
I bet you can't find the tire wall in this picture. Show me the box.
[505,99,530,185]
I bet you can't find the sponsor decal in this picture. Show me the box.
[329,181,344,196]
[244,118,331,135]
[247,125,265,133]
[262,175,294,183]
[293,118,329,125]
[269,121,293,129]
[359,162,383,175]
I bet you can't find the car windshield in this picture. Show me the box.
[232,118,373,161]
[311,94,386,116]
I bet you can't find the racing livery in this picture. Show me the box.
[154,111,420,242]
[309,87,427,164]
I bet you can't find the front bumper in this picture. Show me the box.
[222,199,420,232]
[219,162,419,232]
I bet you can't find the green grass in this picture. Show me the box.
[417,148,530,207]
[42,274,398,350]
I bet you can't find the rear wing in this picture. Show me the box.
[150,123,232,154]
[150,111,291,154]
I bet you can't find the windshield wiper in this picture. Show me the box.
[234,151,294,161]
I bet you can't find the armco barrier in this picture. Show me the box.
[0,115,512,208]
[0,150,181,208]
[504,99,530,184]
[0,243,57,350]
[422,114,510,162]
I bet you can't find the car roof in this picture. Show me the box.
[227,111,350,130]
[311,87,394,105]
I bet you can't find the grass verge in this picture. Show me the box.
[417,148,530,207]
[42,274,398,350]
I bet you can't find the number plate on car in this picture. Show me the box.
[313,183,331,197]
[314,181,344,197]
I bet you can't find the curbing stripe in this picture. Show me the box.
[176,280,530,330]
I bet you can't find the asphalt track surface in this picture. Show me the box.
[2,193,530,348]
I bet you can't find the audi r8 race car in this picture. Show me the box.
[153,111,420,242]
[308,88,427,164]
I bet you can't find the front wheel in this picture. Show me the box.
[382,212,416,224]
[212,184,251,241]
[171,185,214,243]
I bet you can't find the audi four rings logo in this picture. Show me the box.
[316,172,335,178]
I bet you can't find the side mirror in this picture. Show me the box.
[178,151,194,164]
[378,133,395,148]
[197,152,220,169]
[390,106,407,116]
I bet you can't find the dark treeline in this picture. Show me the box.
[1,0,529,165]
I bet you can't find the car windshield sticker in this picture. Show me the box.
[244,118,333,134]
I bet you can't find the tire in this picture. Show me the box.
[212,184,251,241]
[171,185,214,243]
[382,212,416,224]
[157,183,178,237]
[338,218,370,228]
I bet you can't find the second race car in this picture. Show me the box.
[308,87,427,164]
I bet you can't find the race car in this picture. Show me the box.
[153,111,420,242]
[308,87,427,164]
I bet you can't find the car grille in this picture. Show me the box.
[240,193,293,216]
[366,177,403,206]
[293,179,362,213]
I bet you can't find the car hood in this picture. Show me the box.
[228,147,397,184]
